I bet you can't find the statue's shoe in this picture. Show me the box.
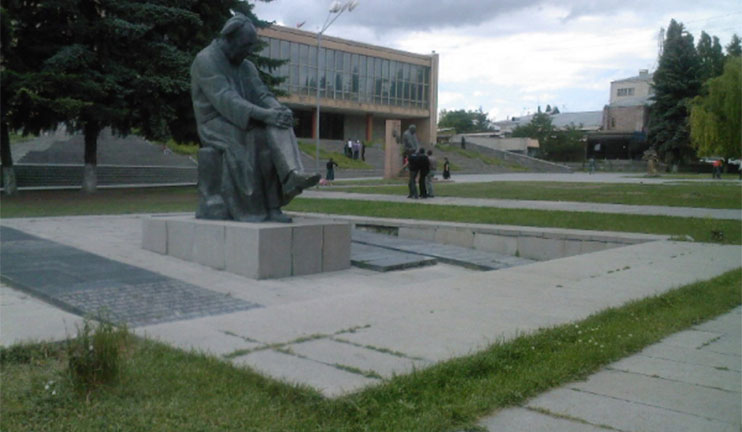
[267,209,292,223]
[283,171,321,200]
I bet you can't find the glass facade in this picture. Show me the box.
[260,36,430,109]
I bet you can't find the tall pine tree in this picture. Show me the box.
[648,19,701,167]
[697,31,725,82]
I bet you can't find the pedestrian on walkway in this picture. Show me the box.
[712,159,722,179]
[407,151,420,198]
[425,149,436,197]
[325,158,338,185]
[442,157,451,180]
[417,148,430,198]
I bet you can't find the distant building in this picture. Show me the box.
[257,25,439,145]
[588,69,653,159]
[492,111,603,136]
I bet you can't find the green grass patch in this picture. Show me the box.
[159,139,200,157]
[2,270,739,431]
[0,187,198,218]
[297,141,373,170]
[2,188,739,244]
[286,198,742,244]
[329,180,742,209]
[436,144,527,171]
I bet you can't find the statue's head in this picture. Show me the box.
[219,14,258,64]
[409,125,416,133]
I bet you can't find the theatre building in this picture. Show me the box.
[257,24,439,145]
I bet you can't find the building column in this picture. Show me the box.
[365,114,373,142]
[311,108,318,140]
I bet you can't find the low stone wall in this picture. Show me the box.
[142,216,351,279]
[292,213,668,261]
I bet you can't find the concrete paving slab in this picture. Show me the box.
[608,354,741,392]
[703,334,742,357]
[1,284,84,346]
[695,310,742,336]
[659,329,725,350]
[478,407,609,432]
[135,321,260,357]
[638,344,741,372]
[527,387,738,432]
[571,369,740,423]
[232,349,379,397]
[288,338,429,378]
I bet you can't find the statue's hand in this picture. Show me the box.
[255,107,293,128]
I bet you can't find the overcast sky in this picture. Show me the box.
[251,0,741,121]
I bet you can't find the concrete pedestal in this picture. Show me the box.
[142,216,351,279]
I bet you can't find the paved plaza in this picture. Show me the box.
[1,175,740,430]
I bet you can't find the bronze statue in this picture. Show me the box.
[190,15,319,223]
[402,125,419,158]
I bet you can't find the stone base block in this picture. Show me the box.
[142,216,350,279]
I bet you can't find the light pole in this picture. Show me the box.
[315,0,359,176]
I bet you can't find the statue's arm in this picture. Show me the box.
[193,56,262,129]
[243,61,286,110]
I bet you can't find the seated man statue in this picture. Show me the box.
[190,14,319,223]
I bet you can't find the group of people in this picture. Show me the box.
[345,139,364,161]
[405,148,440,199]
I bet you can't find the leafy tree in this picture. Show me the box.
[512,112,553,148]
[697,31,724,82]
[690,56,741,161]
[726,34,742,57]
[512,113,584,161]
[648,19,701,166]
[438,107,492,133]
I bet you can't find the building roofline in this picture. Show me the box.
[258,23,434,61]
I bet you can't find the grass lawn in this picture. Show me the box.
[297,141,373,170]
[286,198,741,244]
[328,180,742,209]
[2,269,740,431]
[1,188,739,244]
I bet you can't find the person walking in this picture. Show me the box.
[442,157,451,180]
[425,149,436,197]
[417,148,429,198]
[407,150,419,198]
[325,158,338,185]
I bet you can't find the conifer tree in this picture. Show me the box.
[697,31,725,82]
[647,19,701,167]
[726,34,742,57]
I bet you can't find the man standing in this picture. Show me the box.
[416,148,429,198]
[425,149,436,198]
[407,150,419,199]
[191,15,319,222]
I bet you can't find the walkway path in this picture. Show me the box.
[302,190,742,220]
[478,307,741,432]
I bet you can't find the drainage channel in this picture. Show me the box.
[350,229,534,272]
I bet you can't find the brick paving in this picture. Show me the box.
[0,226,260,327]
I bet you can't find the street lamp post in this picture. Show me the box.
[315,0,359,177]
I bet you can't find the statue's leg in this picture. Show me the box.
[252,128,290,222]
[219,132,270,222]
[265,126,320,201]
[196,147,227,220]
